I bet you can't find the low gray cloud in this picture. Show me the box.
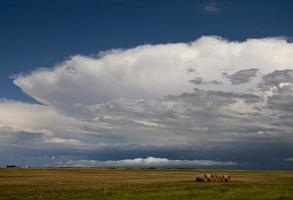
[260,70,293,86]
[258,70,293,113]
[189,77,222,85]
[259,70,293,89]
[223,68,258,85]
[285,158,293,162]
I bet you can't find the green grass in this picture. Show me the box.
[0,169,292,200]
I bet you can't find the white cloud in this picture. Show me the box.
[0,99,80,131]
[204,2,220,13]
[0,100,87,147]
[13,36,293,117]
[223,99,259,114]
[42,137,84,146]
[62,156,237,168]
[132,120,160,128]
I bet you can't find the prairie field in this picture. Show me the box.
[0,168,293,200]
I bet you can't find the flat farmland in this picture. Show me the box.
[0,168,293,200]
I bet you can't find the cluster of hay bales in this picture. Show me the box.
[195,174,231,182]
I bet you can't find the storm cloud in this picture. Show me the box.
[1,36,293,168]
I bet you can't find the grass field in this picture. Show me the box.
[0,168,293,200]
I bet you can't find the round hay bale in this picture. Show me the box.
[213,175,218,182]
[206,174,212,182]
[219,175,225,182]
[195,174,233,182]
[195,175,205,182]
[223,175,231,182]
[210,174,214,182]
[203,174,208,182]
[215,175,220,182]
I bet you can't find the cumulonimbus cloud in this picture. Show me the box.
[1,36,293,167]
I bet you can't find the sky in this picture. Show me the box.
[1,0,293,169]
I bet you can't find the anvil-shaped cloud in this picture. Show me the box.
[13,36,293,116]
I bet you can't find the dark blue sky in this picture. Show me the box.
[1,0,293,101]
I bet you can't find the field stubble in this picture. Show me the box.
[0,168,293,200]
